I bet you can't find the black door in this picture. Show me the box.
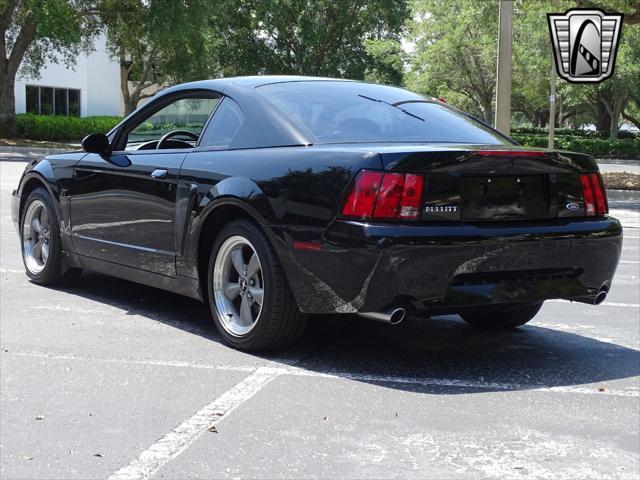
[67,92,221,276]
[68,151,185,276]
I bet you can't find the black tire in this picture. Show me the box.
[207,219,306,351]
[20,187,81,285]
[461,302,543,330]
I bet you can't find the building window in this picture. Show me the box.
[25,85,81,116]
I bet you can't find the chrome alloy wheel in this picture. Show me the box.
[22,199,51,275]
[212,235,264,336]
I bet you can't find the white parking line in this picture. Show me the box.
[108,367,280,480]
[3,351,638,398]
[550,299,640,308]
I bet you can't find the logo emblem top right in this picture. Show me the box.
[548,9,623,83]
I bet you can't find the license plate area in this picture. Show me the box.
[461,175,549,221]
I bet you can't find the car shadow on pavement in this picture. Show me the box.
[53,271,640,395]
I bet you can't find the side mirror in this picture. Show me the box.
[81,133,110,155]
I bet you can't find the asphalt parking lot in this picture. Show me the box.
[1,160,639,479]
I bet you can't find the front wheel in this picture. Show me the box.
[207,219,306,351]
[20,187,81,285]
[461,302,543,330]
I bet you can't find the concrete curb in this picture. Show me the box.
[0,146,76,163]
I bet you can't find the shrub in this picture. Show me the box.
[512,133,640,159]
[15,114,123,141]
[512,126,638,140]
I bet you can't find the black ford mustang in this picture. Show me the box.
[11,76,622,351]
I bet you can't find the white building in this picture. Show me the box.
[14,34,123,117]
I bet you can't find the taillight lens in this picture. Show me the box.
[341,171,383,218]
[373,173,404,218]
[399,174,424,219]
[580,173,608,216]
[341,170,425,220]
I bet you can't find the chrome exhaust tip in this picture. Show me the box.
[594,290,607,305]
[358,307,407,325]
[573,287,608,305]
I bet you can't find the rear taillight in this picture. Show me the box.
[579,173,608,216]
[341,170,425,220]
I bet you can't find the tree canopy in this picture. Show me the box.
[406,0,640,137]
[1,0,638,140]
[0,0,100,136]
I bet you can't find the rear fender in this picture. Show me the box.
[178,176,278,278]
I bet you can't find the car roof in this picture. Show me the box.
[159,75,355,95]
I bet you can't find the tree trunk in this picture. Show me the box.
[596,97,610,132]
[622,110,640,130]
[0,71,16,138]
[480,97,493,126]
[120,61,136,115]
[602,94,627,140]
[609,104,620,140]
[124,96,137,116]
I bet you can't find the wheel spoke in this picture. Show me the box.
[224,282,241,300]
[32,240,42,261]
[240,295,253,325]
[41,242,49,264]
[40,207,49,230]
[231,247,246,276]
[249,287,263,306]
[247,253,260,279]
[31,218,41,234]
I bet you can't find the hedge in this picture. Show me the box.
[15,114,123,141]
[512,126,638,140]
[512,133,640,159]
[12,113,640,158]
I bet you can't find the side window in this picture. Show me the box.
[126,96,220,150]
[199,98,244,148]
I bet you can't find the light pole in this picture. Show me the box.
[495,0,513,135]
[548,56,557,149]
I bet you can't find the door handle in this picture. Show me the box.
[151,169,168,179]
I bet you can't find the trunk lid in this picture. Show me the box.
[362,144,599,222]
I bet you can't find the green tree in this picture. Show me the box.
[99,0,219,114]
[211,0,408,80]
[0,0,100,137]
[406,0,499,124]
[576,0,640,24]
[363,38,406,85]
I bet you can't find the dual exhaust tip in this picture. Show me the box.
[359,286,609,324]
[358,307,407,325]
[575,286,608,305]
[594,289,608,305]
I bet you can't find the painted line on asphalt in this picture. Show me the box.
[3,351,638,398]
[0,268,23,274]
[534,322,639,352]
[4,350,259,373]
[286,369,640,398]
[550,299,640,308]
[619,260,640,264]
[108,367,280,480]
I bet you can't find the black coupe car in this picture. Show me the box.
[11,76,622,351]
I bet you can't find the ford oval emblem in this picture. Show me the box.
[566,202,580,211]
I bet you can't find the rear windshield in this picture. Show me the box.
[258,81,509,145]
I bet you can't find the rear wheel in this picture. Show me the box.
[207,219,306,351]
[461,302,543,330]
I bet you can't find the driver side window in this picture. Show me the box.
[125,96,220,150]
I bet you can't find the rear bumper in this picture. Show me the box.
[270,217,622,314]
